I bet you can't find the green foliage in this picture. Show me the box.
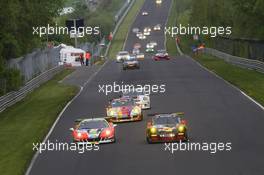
[0,69,78,175]
[0,0,65,95]
[174,0,264,39]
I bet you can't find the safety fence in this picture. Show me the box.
[0,0,135,112]
[0,66,63,112]
[209,36,264,62]
[205,48,264,73]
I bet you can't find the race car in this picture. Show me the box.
[122,89,150,109]
[153,24,161,31]
[143,27,151,36]
[142,11,148,16]
[132,48,140,55]
[116,51,130,62]
[156,0,162,4]
[70,118,116,144]
[123,55,140,70]
[132,27,140,33]
[146,42,155,53]
[153,50,170,60]
[138,33,146,40]
[149,41,157,47]
[136,52,145,60]
[106,97,143,123]
[146,113,188,143]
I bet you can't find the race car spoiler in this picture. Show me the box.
[147,112,184,117]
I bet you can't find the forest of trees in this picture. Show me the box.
[0,0,124,94]
[0,0,64,93]
[175,0,264,39]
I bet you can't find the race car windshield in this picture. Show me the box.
[153,116,179,125]
[79,120,108,129]
[111,100,134,107]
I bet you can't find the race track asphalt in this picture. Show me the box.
[29,0,264,175]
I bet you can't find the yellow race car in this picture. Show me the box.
[106,97,143,123]
[146,112,188,143]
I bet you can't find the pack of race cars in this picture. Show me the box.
[70,88,189,144]
[115,11,170,70]
[70,6,186,145]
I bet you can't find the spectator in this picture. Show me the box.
[80,53,84,65]
[85,52,91,66]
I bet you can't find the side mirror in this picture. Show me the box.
[69,128,74,131]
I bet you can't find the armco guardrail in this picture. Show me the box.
[104,0,135,57]
[0,66,63,112]
[205,48,264,73]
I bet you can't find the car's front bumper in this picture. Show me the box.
[123,64,139,69]
[148,133,188,142]
[107,114,142,123]
[74,137,115,144]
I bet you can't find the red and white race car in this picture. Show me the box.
[70,118,116,144]
[106,97,143,123]
[153,50,170,61]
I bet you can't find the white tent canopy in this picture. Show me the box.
[59,44,85,67]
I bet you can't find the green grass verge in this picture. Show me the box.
[196,54,264,106]
[166,0,178,56]
[0,69,79,175]
[108,0,145,59]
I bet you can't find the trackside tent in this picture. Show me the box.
[59,45,85,67]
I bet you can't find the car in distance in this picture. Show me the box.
[116,51,130,62]
[132,48,140,55]
[70,118,116,144]
[153,24,161,31]
[138,33,146,40]
[153,50,170,60]
[143,27,151,36]
[122,89,150,109]
[123,55,140,70]
[132,27,140,33]
[146,42,155,53]
[106,98,143,123]
[146,113,188,143]
[142,11,148,16]
[136,52,145,60]
[156,0,162,4]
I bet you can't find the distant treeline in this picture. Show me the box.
[0,0,64,94]
[175,0,264,40]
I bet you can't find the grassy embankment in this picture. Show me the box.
[0,69,79,175]
[108,0,145,59]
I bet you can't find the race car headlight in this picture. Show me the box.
[77,132,82,138]
[178,125,185,133]
[109,110,117,116]
[150,127,157,134]
[131,107,141,115]
[105,129,111,136]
